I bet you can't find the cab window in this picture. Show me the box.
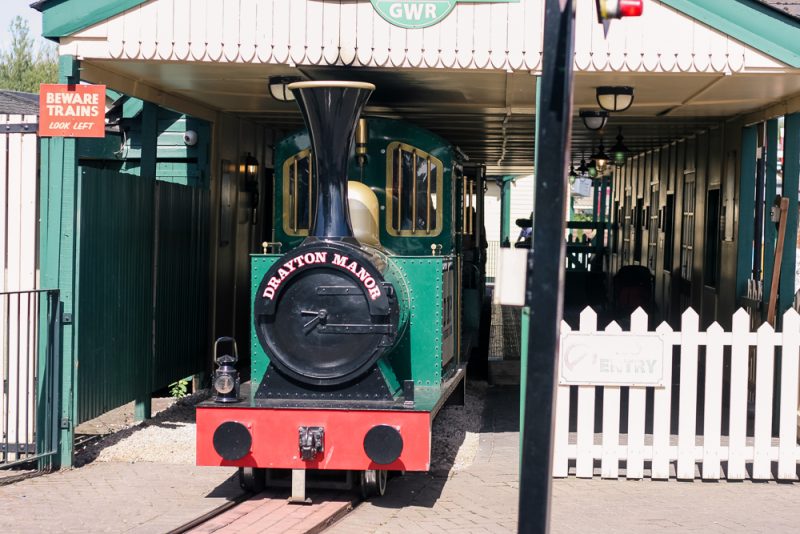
[386,142,443,236]
[282,149,315,236]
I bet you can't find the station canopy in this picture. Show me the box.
[39,0,800,174]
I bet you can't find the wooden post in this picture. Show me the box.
[767,197,789,326]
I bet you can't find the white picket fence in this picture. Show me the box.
[1,113,39,463]
[553,307,800,481]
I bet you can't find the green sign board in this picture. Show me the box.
[371,0,520,30]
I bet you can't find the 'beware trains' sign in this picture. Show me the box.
[38,84,106,138]
[371,0,519,29]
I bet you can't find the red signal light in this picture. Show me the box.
[596,0,644,21]
[619,0,644,17]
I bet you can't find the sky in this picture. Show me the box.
[0,0,46,51]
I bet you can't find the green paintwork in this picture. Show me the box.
[40,135,77,468]
[249,254,452,403]
[273,118,455,256]
[122,97,144,120]
[387,257,447,387]
[660,0,800,68]
[780,114,800,315]
[77,162,154,424]
[519,306,530,444]
[736,126,757,303]
[38,55,80,468]
[153,183,211,389]
[36,291,60,471]
[370,0,519,30]
[249,255,280,396]
[520,76,539,435]
[762,119,779,306]
[499,175,516,247]
[39,0,150,39]
[134,101,157,421]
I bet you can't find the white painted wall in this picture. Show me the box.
[0,113,38,462]
[484,175,534,244]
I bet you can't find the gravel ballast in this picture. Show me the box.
[75,382,488,473]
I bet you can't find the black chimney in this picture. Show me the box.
[288,81,375,241]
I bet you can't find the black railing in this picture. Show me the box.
[1,289,61,470]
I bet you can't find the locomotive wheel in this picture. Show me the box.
[239,467,266,493]
[359,469,387,499]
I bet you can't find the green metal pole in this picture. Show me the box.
[598,176,608,253]
[780,113,800,314]
[520,75,541,443]
[40,55,80,468]
[763,119,779,307]
[736,126,758,302]
[500,176,512,247]
[134,101,158,422]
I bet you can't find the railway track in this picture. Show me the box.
[169,489,357,534]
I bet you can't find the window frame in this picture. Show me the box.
[384,141,444,237]
[281,148,314,237]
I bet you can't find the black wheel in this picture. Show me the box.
[239,467,266,493]
[359,469,388,499]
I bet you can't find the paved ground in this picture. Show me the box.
[326,386,800,534]
[326,387,519,534]
[2,385,800,533]
[0,463,242,533]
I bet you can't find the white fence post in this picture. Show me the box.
[601,321,622,479]
[626,309,648,479]
[651,321,674,479]
[753,322,776,479]
[702,322,724,480]
[552,321,571,478]
[575,308,597,478]
[677,309,699,480]
[778,309,800,480]
[728,308,750,480]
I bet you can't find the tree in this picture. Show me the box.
[0,16,58,93]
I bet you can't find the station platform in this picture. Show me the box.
[326,386,800,534]
[1,385,800,533]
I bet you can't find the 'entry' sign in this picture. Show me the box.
[559,332,666,387]
[38,84,106,138]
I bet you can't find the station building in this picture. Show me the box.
[17,0,800,467]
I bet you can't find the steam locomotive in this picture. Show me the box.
[196,81,488,499]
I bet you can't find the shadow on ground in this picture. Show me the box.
[368,383,520,509]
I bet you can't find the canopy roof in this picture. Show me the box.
[33,0,800,172]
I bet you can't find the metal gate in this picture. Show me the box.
[1,112,63,471]
[1,290,61,470]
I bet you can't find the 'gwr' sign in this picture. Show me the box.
[371,0,519,29]
[38,84,106,138]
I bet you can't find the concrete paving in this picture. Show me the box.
[326,386,800,534]
[1,385,799,533]
[0,463,243,533]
